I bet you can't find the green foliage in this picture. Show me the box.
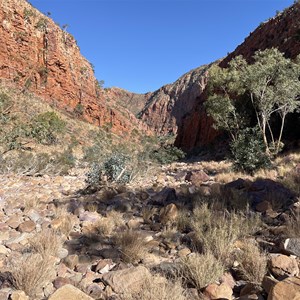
[86,152,131,185]
[23,8,35,22]
[231,127,271,174]
[1,125,28,152]
[35,18,48,31]
[30,112,66,145]
[0,92,13,124]
[74,103,84,116]
[207,48,300,157]
[149,144,185,164]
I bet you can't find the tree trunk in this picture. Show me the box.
[276,113,286,154]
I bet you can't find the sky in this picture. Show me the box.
[29,0,294,94]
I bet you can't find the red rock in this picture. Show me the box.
[268,276,300,300]
[269,254,299,278]
[203,282,233,300]
[0,0,152,138]
[53,277,71,289]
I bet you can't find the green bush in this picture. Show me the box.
[231,127,271,174]
[86,152,131,185]
[30,112,66,145]
[149,144,185,164]
[0,92,12,124]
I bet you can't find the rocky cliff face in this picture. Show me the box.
[176,2,300,151]
[138,65,210,135]
[0,0,151,137]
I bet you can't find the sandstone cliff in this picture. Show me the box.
[138,65,210,135]
[0,0,151,137]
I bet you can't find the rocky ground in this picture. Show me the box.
[0,159,300,300]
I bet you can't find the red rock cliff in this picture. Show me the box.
[0,0,151,137]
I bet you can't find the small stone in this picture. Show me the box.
[0,245,10,255]
[53,277,71,289]
[220,272,236,290]
[86,283,104,299]
[203,282,233,300]
[43,282,55,298]
[17,220,36,233]
[177,248,191,257]
[95,259,115,274]
[262,275,278,294]
[159,203,178,225]
[10,290,29,300]
[185,170,210,185]
[48,284,94,300]
[58,248,69,259]
[6,216,22,229]
[127,218,143,229]
[64,254,79,270]
[255,201,272,213]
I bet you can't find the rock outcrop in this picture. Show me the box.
[0,0,151,137]
[138,65,211,135]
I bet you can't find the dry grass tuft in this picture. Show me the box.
[235,241,267,284]
[122,274,188,300]
[93,216,116,236]
[113,230,147,263]
[10,253,56,299]
[179,252,225,291]
[191,203,261,263]
[29,228,63,257]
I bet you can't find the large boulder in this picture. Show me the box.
[268,254,299,278]
[48,284,93,300]
[102,266,150,294]
[268,276,300,300]
[224,178,295,209]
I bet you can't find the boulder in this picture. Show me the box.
[48,284,93,300]
[17,220,36,233]
[268,254,299,278]
[102,266,150,294]
[283,238,300,257]
[268,276,300,300]
[185,170,210,185]
[159,203,178,224]
[149,187,177,206]
[203,282,233,300]
[10,291,29,300]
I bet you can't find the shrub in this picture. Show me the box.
[28,229,63,258]
[0,92,12,123]
[231,127,271,174]
[191,203,261,263]
[179,253,225,291]
[86,152,131,185]
[235,241,267,284]
[30,112,66,145]
[149,144,185,164]
[113,230,147,264]
[10,253,56,298]
[122,274,187,300]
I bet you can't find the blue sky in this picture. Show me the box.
[29,0,294,93]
